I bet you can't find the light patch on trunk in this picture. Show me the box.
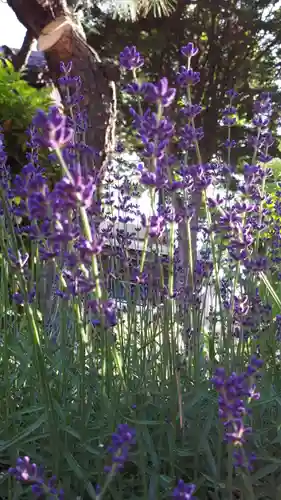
[37,16,73,52]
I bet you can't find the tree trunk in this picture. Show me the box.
[12,29,36,71]
[7,0,117,329]
[7,0,117,175]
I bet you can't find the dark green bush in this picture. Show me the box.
[0,58,52,174]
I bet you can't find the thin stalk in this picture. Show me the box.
[227,442,233,499]
[186,66,227,343]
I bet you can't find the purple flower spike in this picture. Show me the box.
[181,42,199,58]
[124,82,141,94]
[176,67,200,87]
[141,77,176,107]
[51,172,96,211]
[119,46,144,70]
[249,355,263,369]
[33,107,73,150]
[226,89,238,99]
[172,479,196,499]
[105,424,136,474]
[148,214,166,238]
[9,456,64,499]
[234,449,257,471]
[212,356,263,471]
[60,61,73,74]
[8,456,42,483]
[8,249,29,270]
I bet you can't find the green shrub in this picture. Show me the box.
[0,58,52,173]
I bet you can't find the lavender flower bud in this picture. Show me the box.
[32,107,73,150]
[172,479,196,499]
[119,46,144,70]
[104,424,136,473]
[176,67,200,86]
[180,42,199,58]
[141,78,176,107]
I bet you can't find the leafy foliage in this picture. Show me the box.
[0,58,52,173]
[105,0,178,19]
[85,0,281,163]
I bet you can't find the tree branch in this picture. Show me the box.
[12,29,36,72]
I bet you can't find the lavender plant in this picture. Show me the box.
[0,41,281,500]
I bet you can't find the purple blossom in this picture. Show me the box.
[181,42,199,58]
[138,109,175,141]
[28,191,49,220]
[103,299,118,327]
[141,77,176,107]
[262,131,274,147]
[180,103,202,118]
[176,67,200,86]
[8,249,29,270]
[51,172,96,211]
[212,356,263,469]
[12,287,36,306]
[124,82,141,94]
[60,61,72,74]
[233,449,256,471]
[32,107,73,149]
[76,234,104,260]
[172,480,196,499]
[222,116,236,126]
[9,457,64,499]
[225,89,238,99]
[224,138,237,148]
[180,124,204,149]
[88,298,117,327]
[9,456,43,483]
[148,214,166,238]
[253,93,272,115]
[119,46,144,70]
[137,163,167,188]
[222,106,237,116]
[252,116,269,128]
[104,424,136,473]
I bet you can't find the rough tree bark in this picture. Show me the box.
[7,0,117,175]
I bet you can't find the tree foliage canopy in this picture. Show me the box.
[77,0,281,165]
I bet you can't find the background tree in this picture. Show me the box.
[7,0,117,184]
[85,0,281,164]
[79,0,281,286]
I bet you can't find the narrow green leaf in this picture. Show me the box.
[251,463,280,482]
[0,413,46,451]
[259,272,281,307]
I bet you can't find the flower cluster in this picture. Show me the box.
[223,290,272,340]
[206,89,275,289]
[212,355,263,470]
[172,480,196,499]
[32,107,73,150]
[104,423,136,473]
[3,65,119,329]
[123,45,201,194]
[120,45,144,70]
[9,456,64,499]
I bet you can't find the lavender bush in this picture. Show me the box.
[0,43,281,499]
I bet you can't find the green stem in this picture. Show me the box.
[227,442,233,499]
